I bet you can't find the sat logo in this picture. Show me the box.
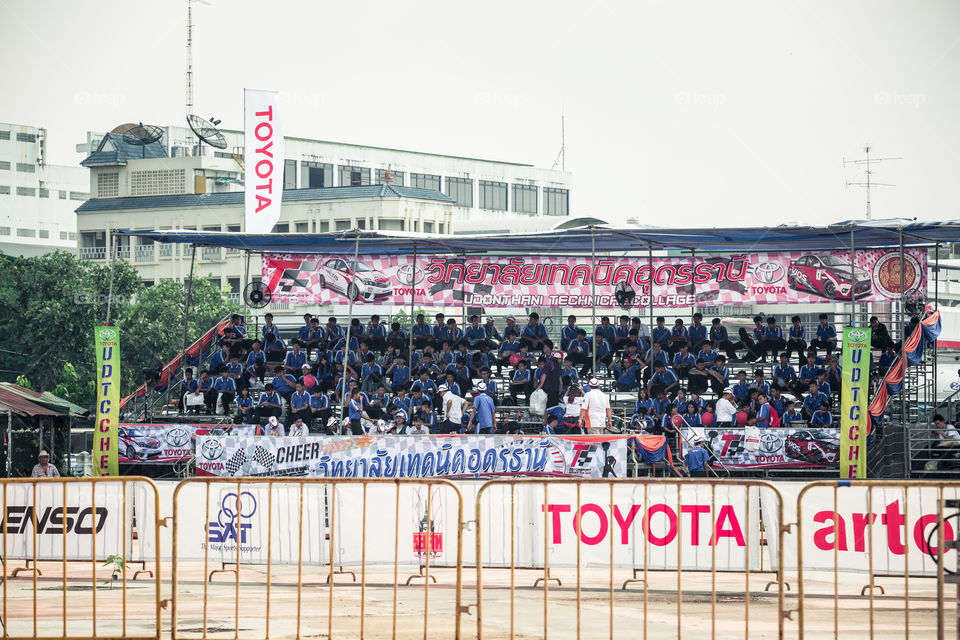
[208,491,257,543]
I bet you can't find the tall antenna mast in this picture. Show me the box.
[551,113,565,171]
[843,144,901,219]
[186,0,194,123]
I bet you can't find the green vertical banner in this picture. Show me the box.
[840,326,871,479]
[94,326,120,476]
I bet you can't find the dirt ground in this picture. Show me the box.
[0,559,954,639]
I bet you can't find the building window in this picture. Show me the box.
[0,227,9,235]
[511,184,537,214]
[38,188,49,198]
[284,159,297,189]
[16,187,35,197]
[272,223,289,233]
[130,169,184,196]
[445,177,473,207]
[16,163,35,173]
[335,220,350,231]
[0,131,9,140]
[59,190,66,199]
[543,187,569,216]
[97,172,119,197]
[142,280,155,288]
[0,186,9,195]
[410,173,441,191]
[379,219,404,231]
[423,221,434,233]
[375,169,405,186]
[16,228,35,237]
[357,219,366,230]
[69,232,76,240]
[319,221,329,232]
[226,225,241,253]
[479,180,507,211]
[338,165,370,187]
[60,231,68,240]
[0,161,9,170]
[301,161,333,188]
[69,191,90,201]
[15,133,36,143]
[295,222,309,233]
[39,230,49,239]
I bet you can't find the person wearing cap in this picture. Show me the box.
[502,315,520,341]
[715,387,738,426]
[467,382,497,434]
[31,451,60,478]
[685,438,711,478]
[298,364,317,391]
[438,384,467,434]
[482,316,503,346]
[267,416,286,436]
[579,378,612,433]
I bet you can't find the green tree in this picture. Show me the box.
[120,277,240,387]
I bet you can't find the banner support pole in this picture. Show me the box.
[933,242,939,417]
[180,244,198,373]
[106,229,118,326]
[340,232,361,414]
[898,226,906,425]
[591,226,596,376]
[849,225,856,327]
[409,242,416,361]
[648,241,654,348]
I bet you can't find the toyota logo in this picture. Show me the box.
[752,262,785,284]
[848,329,868,343]
[98,328,118,341]
[395,263,424,286]
[164,427,190,448]
[200,439,224,460]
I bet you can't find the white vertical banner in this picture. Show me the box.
[244,88,283,234]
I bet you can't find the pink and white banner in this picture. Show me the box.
[244,89,283,234]
[262,248,926,308]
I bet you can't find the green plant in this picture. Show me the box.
[102,554,125,586]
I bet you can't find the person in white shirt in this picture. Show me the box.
[715,387,738,426]
[439,384,466,434]
[31,451,60,478]
[266,416,286,436]
[933,414,960,444]
[405,417,432,435]
[288,418,307,437]
[579,378,612,433]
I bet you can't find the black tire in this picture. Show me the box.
[823,280,836,298]
[126,445,136,460]
[318,275,326,289]
[347,283,359,301]
[787,273,796,288]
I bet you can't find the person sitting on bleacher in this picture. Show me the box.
[299,317,325,360]
[179,368,199,415]
[271,365,297,403]
[647,317,668,352]
[612,352,643,391]
[283,342,307,374]
[697,336,719,368]
[707,355,730,396]
[222,314,251,356]
[751,369,771,398]
[332,342,360,380]
[585,333,613,377]
[256,383,283,422]
[565,329,590,374]
[810,401,833,426]
[295,312,313,350]
[668,318,689,358]
[688,313,708,353]
[594,316,615,346]
[785,316,807,366]
[264,332,287,363]
[234,387,254,424]
[261,312,280,342]
[560,358,579,386]
[769,386,786,417]
[732,370,751,402]
[471,344,496,377]
[412,313,432,349]
[298,364,316,392]
[811,313,837,357]
[314,353,335,391]
[509,359,533,401]
[630,328,650,355]
[869,316,895,351]
[673,388,689,413]
[442,370,462,399]
[632,406,655,430]
[450,358,473,394]
[760,317,786,362]
[710,318,739,361]
[613,315,633,351]
[802,382,830,420]
[283,380,307,424]
[687,358,710,395]
[437,341,455,368]
[751,391,775,429]
[360,353,383,390]
[465,315,487,350]
[224,354,244,390]
[483,316,502,346]
[773,353,797,392]
[323,317,345,351]
[382,344,400,370]
[386,322,407,355]
[386,355,410,393]
[690,390,707,413]
[782,399,801,425]
[414,353,441,381]
[561,315,580,350]
[673,344,696,379]
[365,315,387,352]
[796,353,820,396]
[209,344,232,374]
[430,313,447,348]
[414,400,438,432]
[454,341,471,367]
[521,312,551,352]
[368,384,391,415]
[198,370,216,414]
[241,340,267,387]
[825,356,842,394]
[815,369,832,397]
[213,369,237,413]
[682,402,702,427]
[648,361,679,398]
[496,334,521,376]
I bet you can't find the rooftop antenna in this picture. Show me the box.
[551,112,565,171]
[121,123,164,158]
[843,144,901,219]
[185,0,211,134]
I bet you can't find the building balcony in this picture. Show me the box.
[135,245,156,263]
[79,246,106,260]
[201,247,223,262]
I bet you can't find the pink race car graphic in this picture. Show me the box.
[265,256,392,302]
[787,254,871,300]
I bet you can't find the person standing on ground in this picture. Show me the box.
[540,351,564,408]
[466,382,497,434]
[579,378,613,433]
[685,437,711,478]
[438,384,467,433]
[31,450,59,477]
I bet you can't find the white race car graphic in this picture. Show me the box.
[317,258,391,302]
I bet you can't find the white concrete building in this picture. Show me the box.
[0,123,88,256]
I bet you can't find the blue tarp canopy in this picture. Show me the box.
[116,219,960,255]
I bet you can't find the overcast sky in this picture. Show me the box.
[2,0,958,227]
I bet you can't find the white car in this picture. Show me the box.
[318,258,391,301]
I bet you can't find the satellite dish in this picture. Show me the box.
[187,114,228,150]
[243,281,272,309]
[120,122,164,158]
